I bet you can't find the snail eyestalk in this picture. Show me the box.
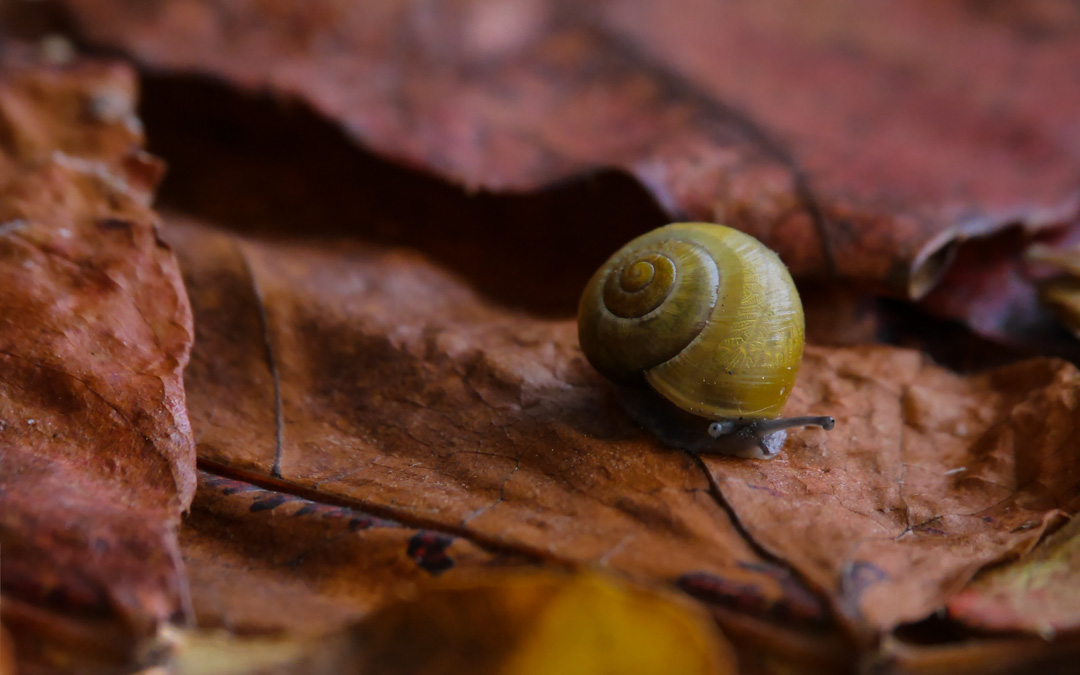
[764,415,836,432]
[703,415,834,460]
[709,415,835,438]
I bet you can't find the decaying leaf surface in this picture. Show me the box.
[61,0,1080,299]
[355,570,736,675]
[947,516,1080,637]
[167,208,1080,645]
[706,348,1080,632]
[0,48,195,669]
[167,215,830,631]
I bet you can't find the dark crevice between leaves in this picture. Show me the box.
[875,300,1033,373]
[892,613,994,646]
[136,74,672,318]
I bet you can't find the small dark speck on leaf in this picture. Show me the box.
[407,531,456,575]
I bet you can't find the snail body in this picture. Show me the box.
[578,222,832,459]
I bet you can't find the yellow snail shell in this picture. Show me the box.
[577,222,833,459]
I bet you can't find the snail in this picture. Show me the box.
[578,222,833,459]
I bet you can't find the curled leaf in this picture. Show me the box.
[0,49,194,672]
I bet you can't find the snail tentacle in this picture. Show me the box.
[704,415,834,460]
[747,415,836,434]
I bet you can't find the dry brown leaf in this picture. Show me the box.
[0,49,194,672]
[60,0,1080,299]
[4,7,1080,673]
[706,348,1080,632]
[178,467,845,672]
[167,215,831,632]
[166,209,1080,658]
[0,157,194,670]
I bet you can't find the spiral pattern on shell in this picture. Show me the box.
[578,223,805,420]
[580,238,719,376]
